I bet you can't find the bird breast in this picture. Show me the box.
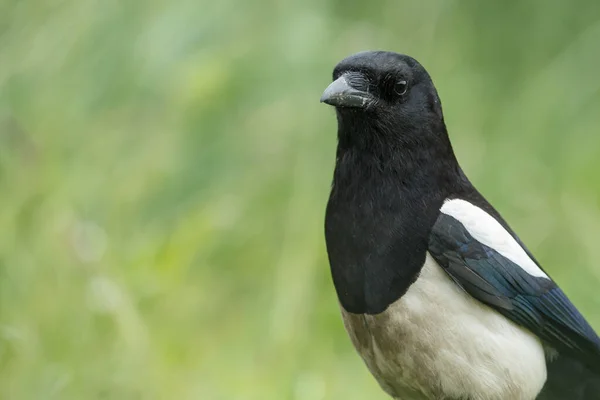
[340,253,548,400]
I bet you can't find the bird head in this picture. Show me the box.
[321,51,447,151]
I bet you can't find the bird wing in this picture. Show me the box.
[428,198,600,370]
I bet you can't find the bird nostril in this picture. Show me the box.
[344,72,369,91]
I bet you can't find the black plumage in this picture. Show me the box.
[321,51,600,399]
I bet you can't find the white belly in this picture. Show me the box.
[340,253,547,400]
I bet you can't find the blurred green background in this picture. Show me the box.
[2,0,600,399]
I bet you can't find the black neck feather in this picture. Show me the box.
[325,116,464,314]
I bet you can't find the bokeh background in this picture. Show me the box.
[2,0,600,399]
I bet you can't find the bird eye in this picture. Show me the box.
[394,80,408,96]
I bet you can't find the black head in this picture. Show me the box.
[321,51,447,151]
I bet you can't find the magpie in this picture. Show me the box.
[320,51,600,400]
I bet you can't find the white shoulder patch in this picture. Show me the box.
[440,198,549,279]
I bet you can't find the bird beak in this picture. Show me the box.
[320,74,373,109]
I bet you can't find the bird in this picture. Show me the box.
[320,50,600,400]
